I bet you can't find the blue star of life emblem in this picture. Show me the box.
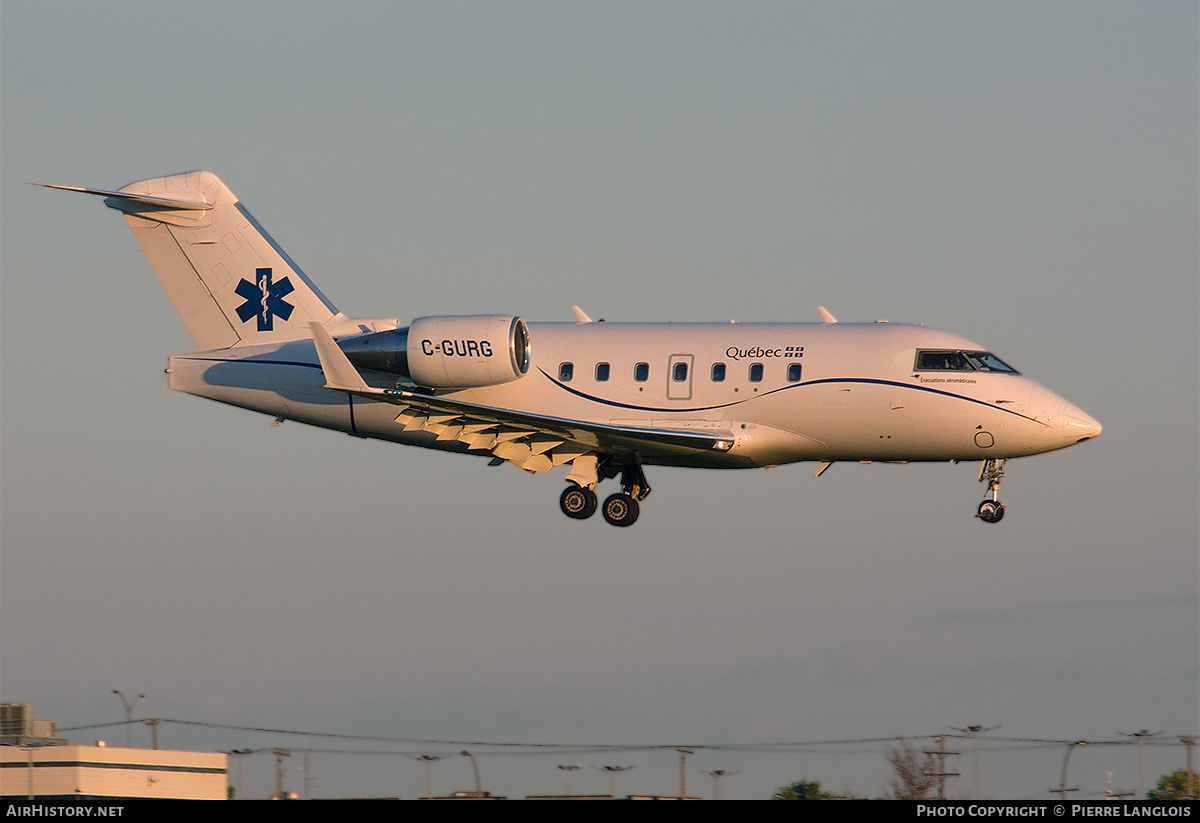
[235,267,295,331]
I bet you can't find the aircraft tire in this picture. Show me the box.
[602,493,640,527]
[560,485,597,520]
[976,500,1005,523]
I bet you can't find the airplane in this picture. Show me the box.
[41,171,1101,527]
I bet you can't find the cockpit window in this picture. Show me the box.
[915,350,972,371]
[963,351,1018,373]
[915,350,1019,374]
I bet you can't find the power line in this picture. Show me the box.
[55,717,1194,758]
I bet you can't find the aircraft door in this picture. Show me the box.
[667,354,694,400]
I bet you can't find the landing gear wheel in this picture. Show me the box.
[560,485,598,520]
[977,500,1005,523]
[602,493,640,527]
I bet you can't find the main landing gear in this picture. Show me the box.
[976,458,1007,524]
[559,485,598,520]
[558,464,651,527]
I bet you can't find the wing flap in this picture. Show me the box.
[380,388,736,456]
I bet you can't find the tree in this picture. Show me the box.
[883,742,940,800]
[1147,769,1199,801]
[773,780,833,800]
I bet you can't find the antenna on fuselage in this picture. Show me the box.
[817,307,837,324]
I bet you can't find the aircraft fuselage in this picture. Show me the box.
[167,320,1096,469]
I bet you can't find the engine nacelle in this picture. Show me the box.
[338,315,531,388]
[407,315,530,388]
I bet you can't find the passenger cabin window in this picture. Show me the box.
[749,363,763,382]
[787,362,802,382]
[711,363,726,382]
[915,350,1019,374]
[635,362,650,382]
[595,362,610,382]
[673,362,688,382]
[559,362,574,382]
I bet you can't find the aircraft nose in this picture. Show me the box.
[1062,402,1101,444]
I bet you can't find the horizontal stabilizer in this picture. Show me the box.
[37,183,213,212]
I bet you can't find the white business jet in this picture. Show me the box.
[42,172,1100,527]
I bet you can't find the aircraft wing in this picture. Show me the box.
[310,323,735,472]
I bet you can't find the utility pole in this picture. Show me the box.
[144,718,159,750]
[273,748,290,800]
[1106,772,1133,800]
[677,747,693,799]
[301,750,317,800]
[927,736,960,800]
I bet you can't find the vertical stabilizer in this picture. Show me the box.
[47,171,336,349]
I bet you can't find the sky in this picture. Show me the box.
[1,0,1196,801]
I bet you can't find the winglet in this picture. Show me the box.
[817,307,837,324]
[310,322,369,391]
[571,306,593,323]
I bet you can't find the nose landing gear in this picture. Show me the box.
[976,458,1007,523]
[977,499,1004,523]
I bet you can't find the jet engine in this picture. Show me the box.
[339,315,531,389]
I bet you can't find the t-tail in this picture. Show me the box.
[41,171,338,350]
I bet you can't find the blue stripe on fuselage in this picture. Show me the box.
[536,368,1047,425]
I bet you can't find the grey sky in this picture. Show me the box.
[2,1,1196,800]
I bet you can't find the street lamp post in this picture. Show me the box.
[409,754,443,799]
[702,769,741,801]
[951,724,1000,799]
[557,764,581,795]
[24,743,45,800]
[224,749,253,799]
[111,690,144,748]
[1056,741,1086,800]
[461,750,482,798]
[594,765,634,797]
[1120,730,1163,797]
